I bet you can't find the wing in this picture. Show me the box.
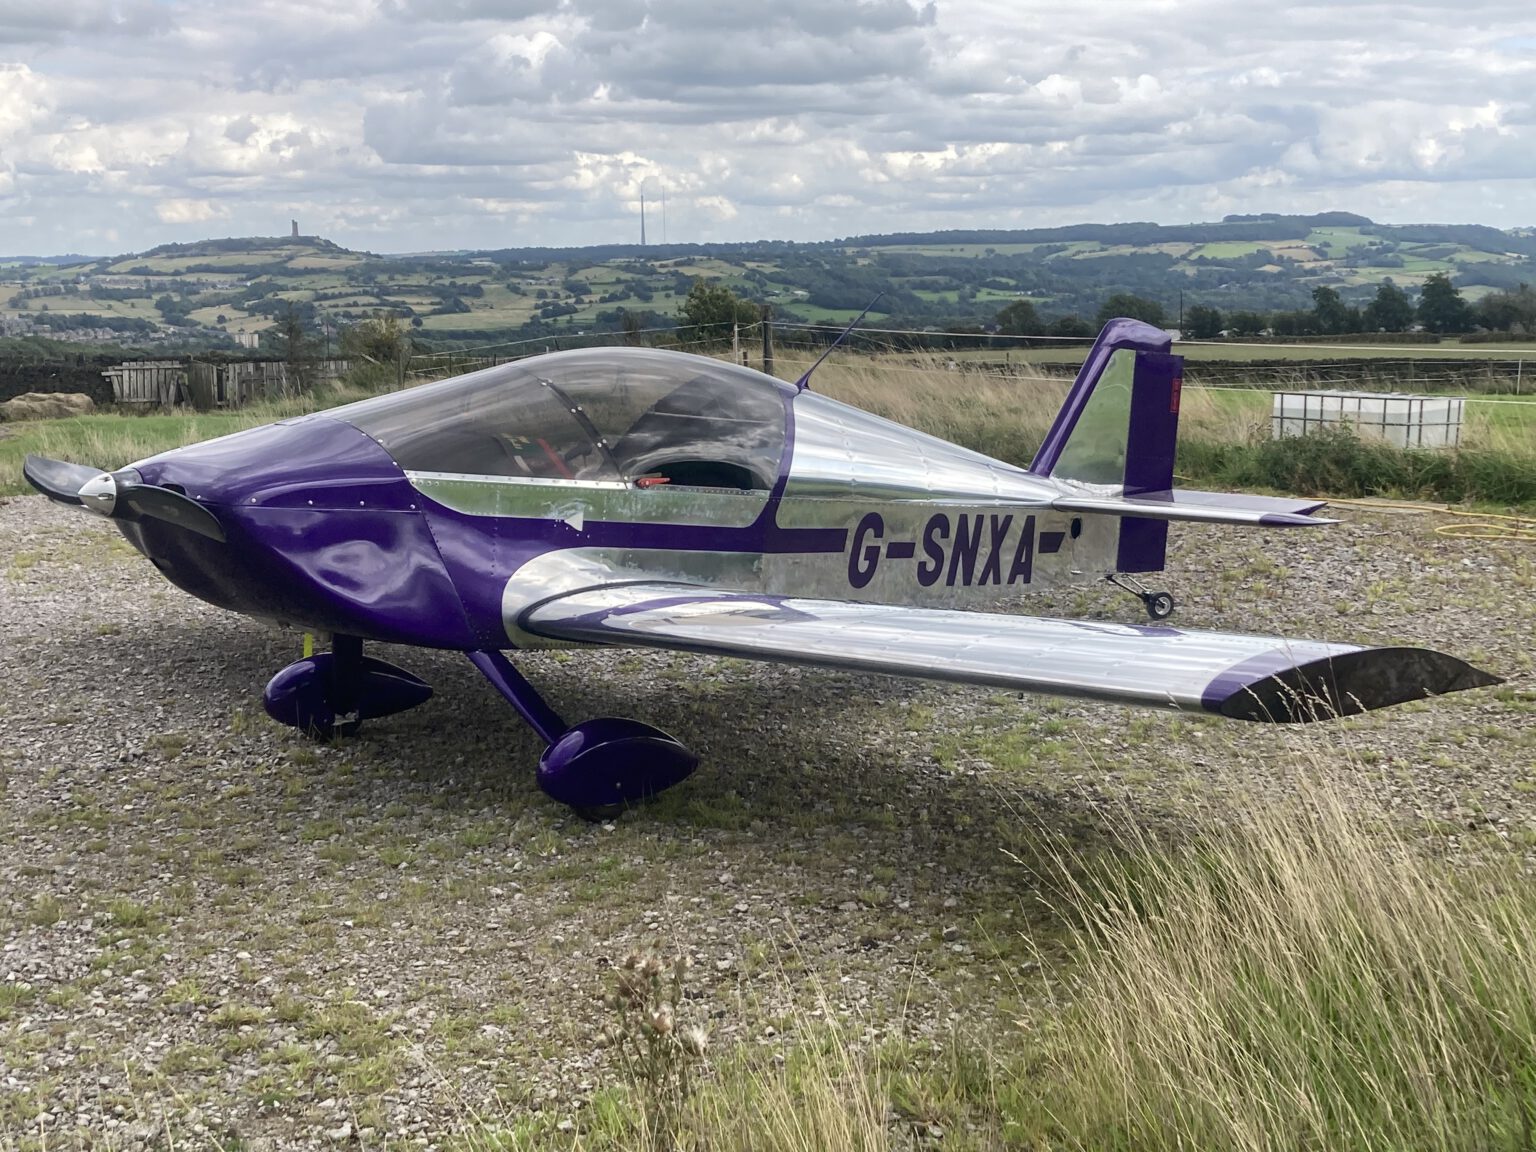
[520,584,1498,723]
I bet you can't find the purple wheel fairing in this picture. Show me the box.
[263,653,433,737]
[536,718,698,809]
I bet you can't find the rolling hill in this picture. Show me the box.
[2,214,1532,351]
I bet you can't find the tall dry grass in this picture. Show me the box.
[1037,768,1536,1151]
[686,1031,890,1152]
[807,351,1536,504]
[677,767,1536,1151]
[809,354,1065,469]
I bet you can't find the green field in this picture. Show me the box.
[12,296,160,322]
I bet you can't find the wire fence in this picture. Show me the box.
[404,321,1536,408]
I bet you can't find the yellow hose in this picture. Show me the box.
[1330,498,1536,541]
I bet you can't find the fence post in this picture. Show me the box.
[761,305,774,377]
[732,322,739,364]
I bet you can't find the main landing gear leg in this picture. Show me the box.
[263,634,433,739]
[1106,573,1176,622]
[466,650,697,819]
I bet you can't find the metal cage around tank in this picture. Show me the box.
[1271,390,1464,449]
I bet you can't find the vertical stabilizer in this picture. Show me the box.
[1029,318,1185,572]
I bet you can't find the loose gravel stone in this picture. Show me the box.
[0,492,1531,1145]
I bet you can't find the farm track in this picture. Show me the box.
[0,494,1532,1148]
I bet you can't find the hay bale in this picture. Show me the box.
[0,392,96,421]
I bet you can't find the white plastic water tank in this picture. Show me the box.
[1271,390,1464,449]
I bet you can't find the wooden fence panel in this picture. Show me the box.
[103,361,184,406]
[101,359,352,408]
[186,362,217,411]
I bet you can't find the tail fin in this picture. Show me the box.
[1029,320,1333,576]
[1029,317,1180,493]
[1029,319,1182,572]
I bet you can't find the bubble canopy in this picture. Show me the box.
[330,348,792,490]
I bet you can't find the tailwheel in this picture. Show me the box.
[1106,573,1177,622]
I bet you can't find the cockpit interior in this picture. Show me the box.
[332,348,791,492]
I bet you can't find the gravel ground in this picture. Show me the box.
[0,492,1532,1149]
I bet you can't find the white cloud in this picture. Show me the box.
[0,0,1533,253]
[155,197,228,224]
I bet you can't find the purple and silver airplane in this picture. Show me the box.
[25,319,1498,813]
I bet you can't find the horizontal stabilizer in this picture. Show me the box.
[1055,489,1336,527]
[521,583,1497,723]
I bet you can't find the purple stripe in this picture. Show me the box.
[531,592,823,640]
[1258,512,1326,527]
[1029,318,1172,476]
[1200,650,1305,712]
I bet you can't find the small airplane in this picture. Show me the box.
[25,319,1498,814]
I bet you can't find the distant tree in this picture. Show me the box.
[1096,293,1165,328]
[676,279,757,344]
[1310,286,1355,335]
[1475,283,1536,335]
[1184,304,1224,339]
[621,308,644,346]
[994,299,1042,336]
[1049,315,1095,339]
[1270,310,1316,337]
[264,303,313,392]
[341,313,409,367]
[1417,272,1472,333]
[1227,310,1268,336]
[1362,281,1414,332]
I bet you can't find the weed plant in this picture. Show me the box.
[596,949,710,1147]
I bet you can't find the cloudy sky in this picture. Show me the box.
[0,0,1533,255]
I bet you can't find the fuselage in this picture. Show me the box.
[117,350,1128,652]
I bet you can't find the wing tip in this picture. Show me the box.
[1214,647,1502,723]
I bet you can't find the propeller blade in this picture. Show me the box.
[20,454,226,542]
[117,484,227,542]
[22,455,100,505]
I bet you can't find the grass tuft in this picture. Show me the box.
[1034,769,1536,1150]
